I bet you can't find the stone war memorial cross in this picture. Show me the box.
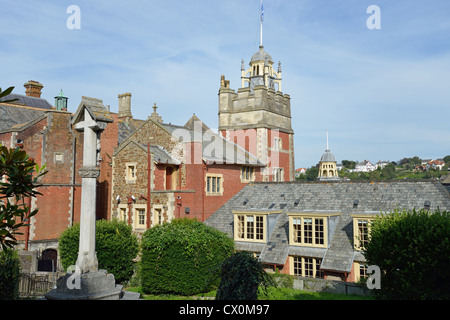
[46,97,138,300]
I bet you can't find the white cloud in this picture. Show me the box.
[1,0,449,167]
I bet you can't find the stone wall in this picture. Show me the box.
[292,277,371,297]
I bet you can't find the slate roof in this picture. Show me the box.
[205,180,450,273]
[1,93,53,110]
[0,93,54,132]
[116,115,264,166]
[0,104,47,132]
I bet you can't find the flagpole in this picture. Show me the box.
[260,0,263,46]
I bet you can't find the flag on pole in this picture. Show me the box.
[261,3,264,22]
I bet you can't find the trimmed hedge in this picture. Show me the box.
[141,218,234,296]
[363,208,450,300]
[0,249,21,300]
[58,219,139,284]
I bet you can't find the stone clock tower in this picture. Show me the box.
[218,45,295,181]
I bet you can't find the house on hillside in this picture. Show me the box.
[427,160,445,171]
[294,168,306,178]
[354,160,376,172]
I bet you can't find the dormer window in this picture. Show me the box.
[288,212,340,248]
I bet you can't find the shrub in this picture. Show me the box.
[0,249,21,300]
[363,208,450,300]
[216,251,274,300]
[58,219,139,284]
[140,218,234,296]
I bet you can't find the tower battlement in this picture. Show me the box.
[218,81,292,133]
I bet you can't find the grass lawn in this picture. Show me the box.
[125,286,374,300]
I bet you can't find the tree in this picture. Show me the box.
[0,86,19,104]
[342,160,356,170]
[380,163,396,180]
[443,155,450,164]
[363,208,450,300]
[0,144,47,251]
[216,251,274,300]
[305,166,319,181]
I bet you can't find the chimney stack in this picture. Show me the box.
[24,80,44,98]
[118,93,132,121]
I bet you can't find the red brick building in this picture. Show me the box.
[0,45,295,266]
[110,45,295,231]
[0,82,115,268]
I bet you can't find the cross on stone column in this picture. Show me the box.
[73,108,107,273]
[46,97,140,300]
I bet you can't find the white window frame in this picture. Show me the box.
[205,174,223,196]
[133,204,147,230]
[117,204,129,223]
[233,211,270,243]
[125,162,137,184]
[290,256,324,279]
[351,214,377,251]
[241,166,255,183]
[273,168,284,182]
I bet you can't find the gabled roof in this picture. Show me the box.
[115,114,264,166]
[72,96,114,125]
[205,180,450,273]
[113,139,181,165]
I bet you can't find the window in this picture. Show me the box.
[234,213,267,242]
[117,205,129,223]
[273,137,282,151]
[354,261,368,282]
[241,166,255,182]
[134,205,146,229]
[153,207,164,226]
[206,174,223,195]
[290,256,324,279]
[351,215,376,250]
[273,168,284,182]
[125,163,137,183]
[289,214,329,248]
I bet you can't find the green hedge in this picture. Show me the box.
[141,218,234,296]
[363,208,450,300]
[58,219,139,284]
[0,249,21,300]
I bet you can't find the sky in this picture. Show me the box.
[1,0,449,168]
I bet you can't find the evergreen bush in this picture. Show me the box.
[363,208,450,300]
[216,251,274,300]
[140,218,234,296]
[0,249,21,300]
[58,219,139,284]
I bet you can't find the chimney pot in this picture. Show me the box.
[24,80,44,98]
[118,93,132,120]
